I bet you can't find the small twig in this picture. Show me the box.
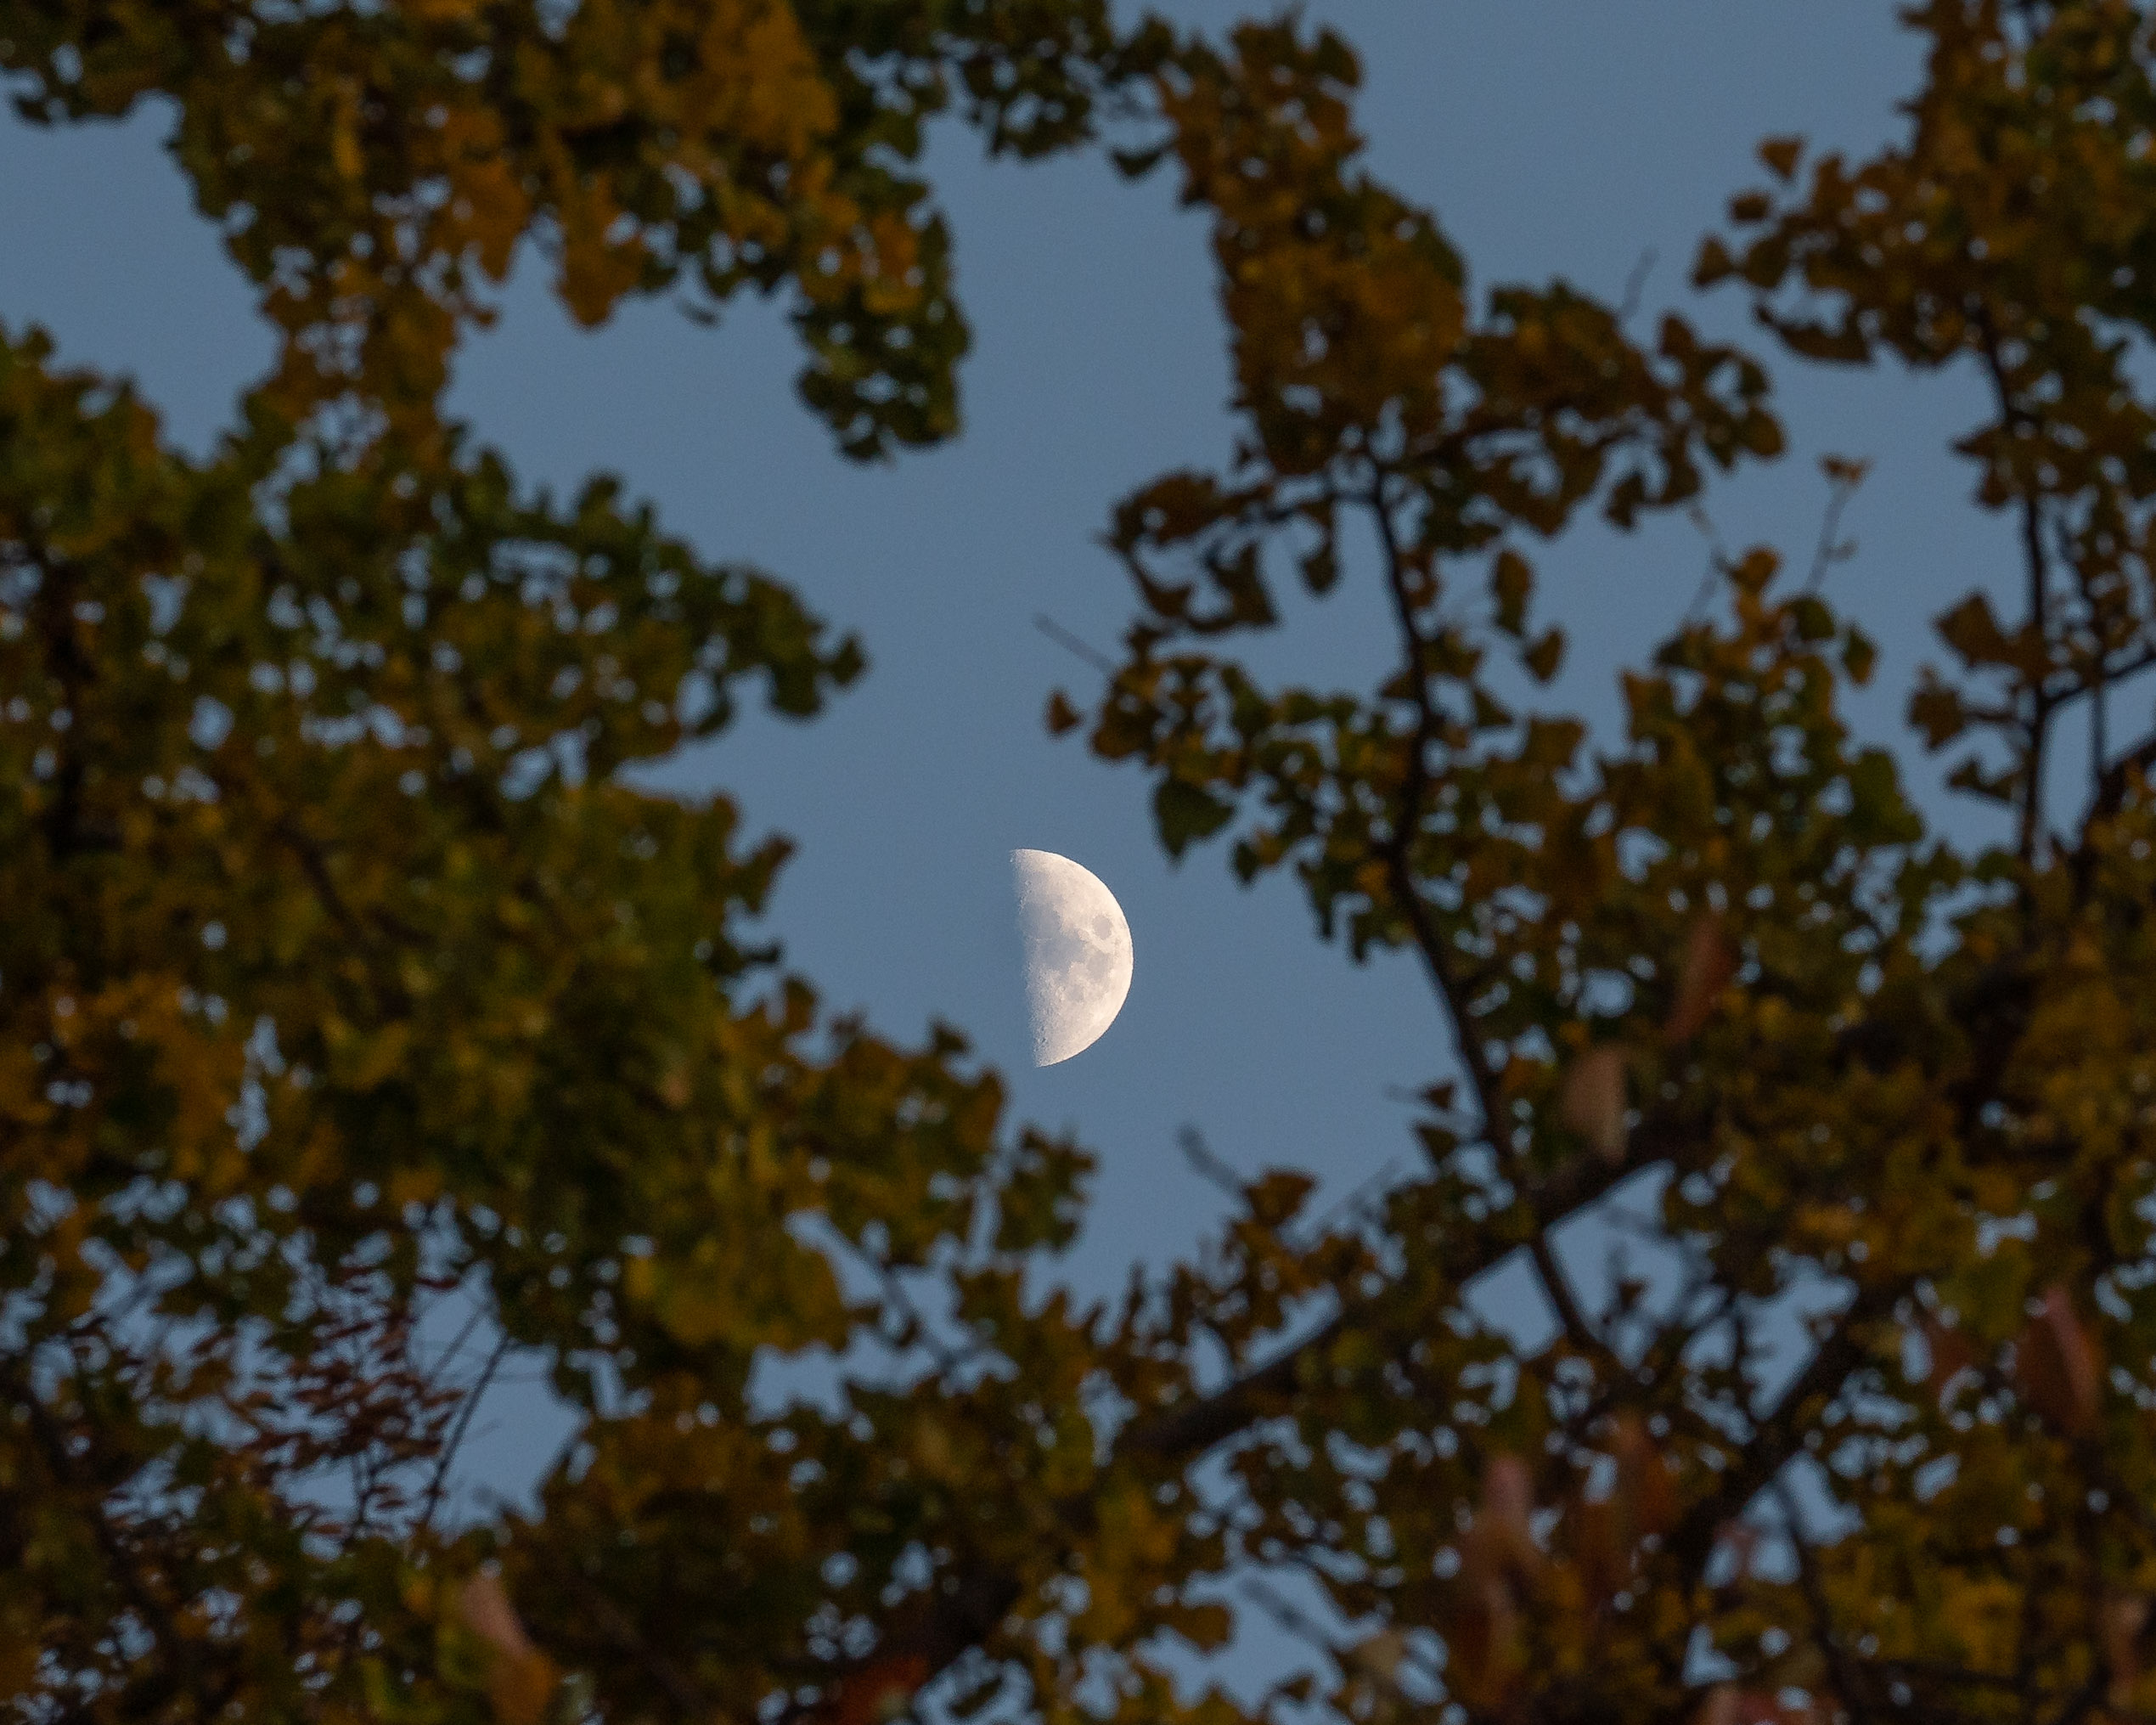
[1177,1125,1247,1203]
[1803,461,1866,593]
[827,1229,979,1379]
[1618,248,1658,325]
[1290,1157,1402,1249]
[1033,613,1117,677]
[563,1564,719,1717]
[1683,504,1733,623]
[1528,1234,1619,1377]
[1772,1477,1880,1723]
[418,1333,514,1531]
[1368,476,1502,1134]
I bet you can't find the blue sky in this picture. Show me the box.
[0,3,2019,1538]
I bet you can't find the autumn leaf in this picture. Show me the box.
[827,1655,931,1725]
[459,1571,560,1725]
[1922,1316,1979,1402]
[2105,1595,2148,1705]
[1044,688,1084,735]
[1663,912,1736,1045]
[1562,1045,1630,1162]
[1612,1412,1675,1537]
[2016,1286,2100,1437]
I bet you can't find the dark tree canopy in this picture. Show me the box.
[4,3,2156,1724]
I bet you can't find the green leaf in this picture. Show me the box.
[1153,776,1235,855]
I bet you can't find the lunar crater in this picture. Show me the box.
[1011,849,1134,1066]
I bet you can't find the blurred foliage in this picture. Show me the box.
[10,3,2156,1724]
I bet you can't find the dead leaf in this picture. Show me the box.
[459,1570,560,1725]
[1664,913,1737,1046]
[1698,1688,1811,1725]
[2015,1284,2099,1437]
[2106,1593,2148,1704]
[1352,1627,1410,1682]
[1922,1317,1977,1402]
[1478,1454,1542,1578]
[1562,1045,1629,1162]
[1612,1412,1675,1537]
[1573,1497,1623,1606]
[830,1655,931,1725]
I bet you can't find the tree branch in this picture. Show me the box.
[1366,475,1502,1130]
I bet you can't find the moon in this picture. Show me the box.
[1011,849,1134,1066]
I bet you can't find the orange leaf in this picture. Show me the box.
[1561,1046,1629,1162]
[830,1655,931,1725]
[458,1570,560,1725]
[2107,1594,2148,1703]
[1476,1454,1541,1579]
[1612,1412,1675,1537]
[1664,913,1736,1046]
[2016,1285,2099,1437]
[1573,1497,1623,1606]
[1922,1317,1977,1402]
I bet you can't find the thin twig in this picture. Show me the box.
[1618,248,1659,325]
[1772,1477,1879,1723]
[1177,1125,1247,1203]
[418,1333,514,1531]
[1803,465,1864,593]
[1973,309,2055,862]
[1033,613,1117,677]
[1367,476,1501,1131]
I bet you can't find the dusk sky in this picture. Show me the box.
[0,2,2010,1548]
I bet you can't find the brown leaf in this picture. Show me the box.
[1698,1689,1810,1725]
[459,1570,560,1725]
[830,1655,932,1725]
[1562,1045,1629,1162]
[1612,1412,1675,1537]
[1352,1627,1410,1682]
[2015,1285,2100,1437]
[2107,1594,2148,1703]
[1573,1497,1624,1607]
[1664,913,1737,1046]
[1922,1317,1977,1402]
[1476,1454,1542,1580]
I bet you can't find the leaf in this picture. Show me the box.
[459,1571,560,1725]
[1935,592,2015,669]
[2106,1595,2148,1704]
[1523,626,1566,683]
[1562,1046,1629,1162]
[2016,1285,2100,1436]
[1153,776,1235,856]
[1479,1454,1540,1576]
[1692,235,1737,287]
[1663,913,1736,1046]
[1611,1412,1675,1537]
[1044,688,1084,736]
[1352,1627,1410,1681]
[1490,548,1533,636]
[1922,1317,1978,1402]
[1245,1167,1316,1228]
[1840,623,1877,685]
[830,1655,931,1725]
[1759,136,1805,181]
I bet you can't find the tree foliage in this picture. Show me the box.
[7,2,2156,1723]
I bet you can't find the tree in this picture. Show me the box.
[4,1,2156,1722]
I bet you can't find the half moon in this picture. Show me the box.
[1011,849,1134,1066]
